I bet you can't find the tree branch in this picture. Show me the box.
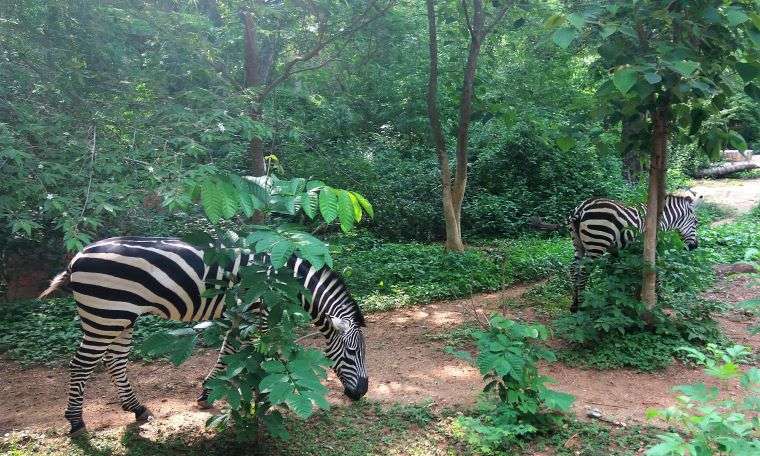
[258,0,395,102]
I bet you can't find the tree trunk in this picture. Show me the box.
[425,0,490,252]
[241,12,267,176]
[425,0,464,252]
[641,106,669,311]
[693,162,759,178]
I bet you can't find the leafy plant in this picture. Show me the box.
[450,315,575,454]
[646,344,760,456]
[142,173,373,440]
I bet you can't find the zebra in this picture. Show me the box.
[38,236,368,436]
[568,193,702,312]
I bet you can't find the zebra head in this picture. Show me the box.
[326,315,368,400]
[662,193,703,250]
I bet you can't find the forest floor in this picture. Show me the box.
[1,176,759,454]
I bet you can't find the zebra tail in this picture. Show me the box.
[38,270,71,299]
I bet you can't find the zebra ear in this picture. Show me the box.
[329,315,351,333]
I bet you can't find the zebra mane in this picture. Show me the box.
[288,255,366,327]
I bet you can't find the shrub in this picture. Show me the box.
[646,344,760,455]
[554,233,724,371]
[487,236,573,285]
[0,297,188,365]
[332,235,502,312]
[450,315,575,454]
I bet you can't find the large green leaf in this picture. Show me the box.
[200,182,224,224]
[736,62,760,82]
[318,187,338,224]
[728,130,748,150]
[726,6,750,26]
[552,27,577,49]
[612,67,638,94]
[669,60,700,76]
[337,190,355,233]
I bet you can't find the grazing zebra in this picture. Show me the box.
[38,236,368,436]
[568,193,702,312]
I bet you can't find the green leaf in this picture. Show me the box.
[301,190,319,219]
[612,67,638,94]
[670,60,699,76]
[544,14,565,29]
[318,187,338,224]
[539,389,575,411]
[726,6,749,26]
[353,192,374,219]
[337,190,355,233]
[566,13,586,29]
[644,72,662,84]
[262,412,289,440]
[270,239,295,269]
[736,62,760,82]
[200,182,224,224]
[183,231,214,247]
[646,433,687,456]
[286,392,314,419]
[555,136,575,152]
[552,27,577,49]
[728,130,748,150]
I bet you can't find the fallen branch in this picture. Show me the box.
[527,216,564,232]
[692,162,759,178]
[295,332,322,344]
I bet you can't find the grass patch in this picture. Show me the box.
[0,297,191,365]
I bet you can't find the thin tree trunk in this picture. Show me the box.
[241,11,267,177]
[641,106,669,311]
[425,0,464,251]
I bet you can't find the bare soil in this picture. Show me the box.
[691,172,760,223]
[2,278,758,435]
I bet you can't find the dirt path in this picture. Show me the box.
[691,167,760,221]
[2,279,758,435]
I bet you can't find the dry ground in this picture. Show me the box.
[2,277,758,435]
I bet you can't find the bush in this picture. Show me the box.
[487,236,573,285]
[554,233,724,371]
[646,344,760,455]
[0,297,189,365]
[332,234,502,312]
[450,315,575,454]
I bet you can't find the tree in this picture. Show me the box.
[425,0,511,251]
[234,0,395,176]
[551,0,760,310]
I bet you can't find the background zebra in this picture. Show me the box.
[568,193,702,312]
[38,236,368,436]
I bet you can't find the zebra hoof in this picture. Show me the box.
[134,407,153,422]
[197,399,212,410]
[69,423,87,437]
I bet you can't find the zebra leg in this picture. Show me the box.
[197,330,236,409]
[570,257,586,313]
[65,326,123,436]
[103,327,152,422]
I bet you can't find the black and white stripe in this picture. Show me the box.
[568,194,700,312]
[40,236,368,435]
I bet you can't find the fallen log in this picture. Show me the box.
[693,162,759,178]
[527,216,564,232]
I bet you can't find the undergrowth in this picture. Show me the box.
[331,232,571,312]
[0,297,190,365]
